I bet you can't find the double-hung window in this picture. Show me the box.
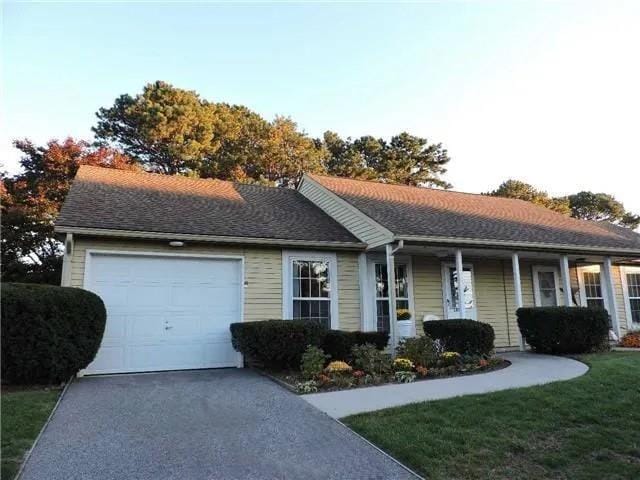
[283,252,337,329]
[582,270,606,309]
[622,266,640,328]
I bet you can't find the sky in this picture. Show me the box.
[2,1,639,212]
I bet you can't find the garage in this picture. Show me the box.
[83,252,243,374]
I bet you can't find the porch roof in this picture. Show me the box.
[308,174,640,256]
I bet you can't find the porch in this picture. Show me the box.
[360,242,640,350]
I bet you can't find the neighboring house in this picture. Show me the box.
[55,166,640,375]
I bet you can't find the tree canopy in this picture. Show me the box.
[488,179,570,214]
[488,179,639,229]
[94,81,451,188]
[1,138,138,283]
[324,131,451,188]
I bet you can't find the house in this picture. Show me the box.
[55,166,640,374]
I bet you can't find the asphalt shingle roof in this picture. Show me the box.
[56,166,361,244]
[308,174,640,252]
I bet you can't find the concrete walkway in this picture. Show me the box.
[303,352,588,418]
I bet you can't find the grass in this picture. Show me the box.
[1,386,61,480]
[344,352,640,480]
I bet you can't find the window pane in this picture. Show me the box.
[375,264,388,298]
[395,265,407,298]
[396,299,409,311]
[376,300,390,332]
[630,299,640,324]
[293,300,330,328]
[627,273,640,298]
[449,267,473,310]
[538,272,555,290]
[299,261,310,278]
[587,298,605,310]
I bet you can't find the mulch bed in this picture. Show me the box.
[259,358,511,394]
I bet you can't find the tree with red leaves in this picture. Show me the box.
[1,138,137,283]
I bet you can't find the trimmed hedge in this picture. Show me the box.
[423,319,495,356]
[322,330,389,362]
[230,320,327,369]
[517,307,609,354]
[1,283,106,384]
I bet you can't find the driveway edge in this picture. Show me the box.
[16,378,74,480]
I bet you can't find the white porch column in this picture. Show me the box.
[511,252,525,351]
[602,257,621,339]
[559,255,572,306]
[385,243,398,353]
[455,249,465,317]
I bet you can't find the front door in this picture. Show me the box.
[443,264,477,320]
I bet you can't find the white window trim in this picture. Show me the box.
[621,266,640,331]
[576,264,610,312]
[282,250,339,329]
[441,262,477,320]
[364,254,415,333]
[532,265,563,307]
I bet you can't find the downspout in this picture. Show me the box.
[385,240,404,355]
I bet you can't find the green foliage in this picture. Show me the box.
[230,320,327,370]
[1,283,107,384]
[396,336,440,368]
[568,191,640,229]
[324,130,451,188]
[488,179,570,214]
[394,370,416,383]
[351,343,393,376]
[321,330,389,362]
[94,81,326,185]
[517,307,609,354]
[300,345,329,380]
[295,380,319,394]
[488,180,639,229]
[423,320,495,356]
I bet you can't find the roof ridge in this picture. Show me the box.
[307,172,559,210]
[78,165,297,193]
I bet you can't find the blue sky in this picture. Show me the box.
[3,1,639,212]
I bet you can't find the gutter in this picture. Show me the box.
[54,226,368,251]
[395,234,640,257]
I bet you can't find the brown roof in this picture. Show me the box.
[56,166,361,245]
[308,174,640,252]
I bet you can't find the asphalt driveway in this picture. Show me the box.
[20,369,417,480]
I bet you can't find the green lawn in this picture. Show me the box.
[1,387,61,480]
[344,352,640,480]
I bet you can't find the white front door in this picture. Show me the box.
[442,264,477,320]
[84,253,243,374]
[532,266,562,306]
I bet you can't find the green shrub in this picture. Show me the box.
[230,320,326,370]
[423,319,495,355]
[1,283,106,384]
[396,336,440,367]
[300,345,329,380]
[517,307,609,354]
[321,330,389,362]
[351,343,392,376]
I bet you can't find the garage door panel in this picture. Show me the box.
[84,254,242,374]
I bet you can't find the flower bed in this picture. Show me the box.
[264,337,509,394]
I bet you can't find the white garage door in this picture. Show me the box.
[84,253,242,374]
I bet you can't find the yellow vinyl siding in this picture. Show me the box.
[69,236,361,327]
[412,256,444,322]
[337,252,362,331]
[299,177,391,246]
